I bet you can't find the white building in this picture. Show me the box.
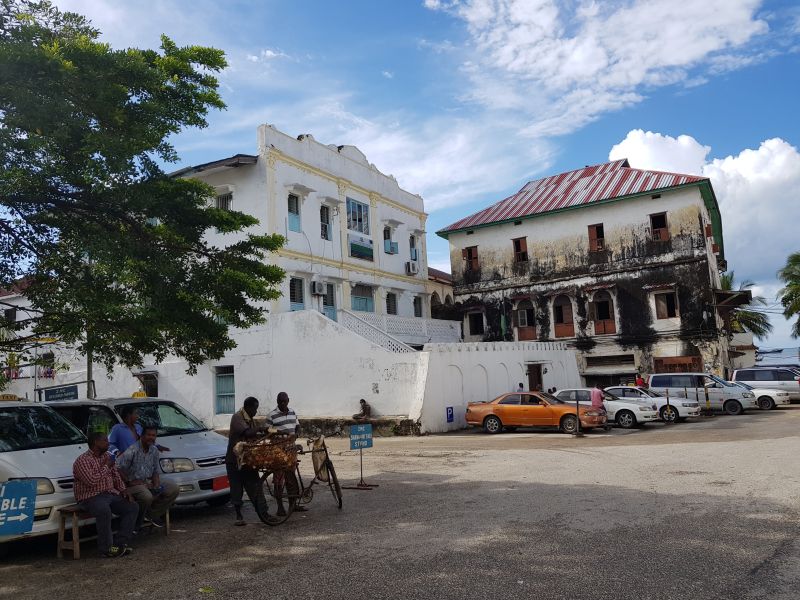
[176,125,433,326]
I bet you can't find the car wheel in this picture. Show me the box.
[560,414,578,434]
[483,415,503,434]
[757,396,775,410]
[660,405,679,423]
[724,400,743,415]
[616,410,636,429]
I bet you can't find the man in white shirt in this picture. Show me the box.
[267,392,304,515]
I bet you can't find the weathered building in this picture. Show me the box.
[438,159,737,386]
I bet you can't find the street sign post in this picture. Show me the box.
[343,423,378,490]
[0,480,36,536]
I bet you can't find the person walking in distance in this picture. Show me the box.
[225,396,273,526]
[72,432,138,557]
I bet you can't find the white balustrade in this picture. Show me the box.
[337,310,415,353]
[339,310,461,347]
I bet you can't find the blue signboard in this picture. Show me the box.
[44,385,79,402]
[350,423,373,450]
[446,407,454,423]
[0,480,37,536]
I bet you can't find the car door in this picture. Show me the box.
[519,393,553,426]
[667,374,697,402]
[494,394,523,426]
[698,375,725,409]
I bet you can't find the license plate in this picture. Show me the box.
[212,475,230,491]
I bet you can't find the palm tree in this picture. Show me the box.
[720,272,773,340]
[778,252,800,337]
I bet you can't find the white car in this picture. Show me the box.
[555,388,659,429]
[605,386,701,422]
[648,373,757,415]
[49,397,231,506]
[1,401,89,549]
[729,382,790,410]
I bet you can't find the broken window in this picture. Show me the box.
[588,224,605,251]
[655,291,678,319]
[468,312,484,335]
[650,213,669,241]
[512,237,528,263]
[463,246,479,271]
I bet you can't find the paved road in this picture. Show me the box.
[2,407,799,600]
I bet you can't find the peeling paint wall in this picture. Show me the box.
[446,186,729,379]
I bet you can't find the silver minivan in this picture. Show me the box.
[731,368,800,402]
[647,372,757,415]
[49,398,230,506]
[0,401,89,548]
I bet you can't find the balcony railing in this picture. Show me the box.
[343,311,461,346]
[554,322,575,338]
[593,319,616,334]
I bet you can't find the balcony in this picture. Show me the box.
[554,322,575,338]
[593,319,616,334]
[342,311,461,345]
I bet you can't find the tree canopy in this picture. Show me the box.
[778,252,800,338]
[719,272,773,341]
[0,0,284,378]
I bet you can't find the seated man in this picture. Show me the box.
[352,398,372,421]
[73,431,138,558]
[116,425,179,531]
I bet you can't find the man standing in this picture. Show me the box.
[516,383,524,393]
[226,396,272,526]
[267,392,304,516]
[72,432,138,557]
[590,384,611,431]
[116,425,179,531]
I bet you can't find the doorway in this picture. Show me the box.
[526,364,542,392]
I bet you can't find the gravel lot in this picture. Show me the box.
[2,406,799,600]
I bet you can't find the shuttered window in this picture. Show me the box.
[654,292,677,319]
[413,296,423,318]
[289,277,305,311]
[386,292,398,315]
[512,237,528,263]
[463,246,479,271]
[352,284,374,312]
[588,224,605,251]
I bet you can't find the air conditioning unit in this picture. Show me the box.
[406,261,419,275]
[311,281,326,295]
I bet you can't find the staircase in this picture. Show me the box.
[337,310,415,353]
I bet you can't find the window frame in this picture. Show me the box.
[214,366,235,415]
[467,312,485,336]
[588,223,605,252]
[289,277,305,311]
[385,292,398,315]
[654,291,678,319]
[650,212,670,241]
[512,237,528,263]
[463,246,480,271]
[320,205,331,240]
[346,198,370,235]
[413,296,423,318]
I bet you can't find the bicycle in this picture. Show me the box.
[257,435,343,526]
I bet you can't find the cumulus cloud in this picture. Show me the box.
[381,70,394,79]
[246,49,290,62]
[609,130,800,346]
[425,0,775,136]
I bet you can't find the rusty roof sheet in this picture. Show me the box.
[439,159,707,234]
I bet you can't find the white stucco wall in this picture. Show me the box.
[415,341,582,433]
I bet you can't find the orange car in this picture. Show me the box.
[465,391,607,434]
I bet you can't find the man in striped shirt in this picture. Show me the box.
[267,392,304,515]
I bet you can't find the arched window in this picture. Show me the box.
[553,295,574,338]
[591,290,616,334]
[515,299,536,340]
[431,292,442,307]
[444,295,453,306]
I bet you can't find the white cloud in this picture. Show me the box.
[246,49,290,63]
[382,70,394,79]
[426,0,772,136]
[608,130,800,347]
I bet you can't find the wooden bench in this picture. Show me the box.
[57,504,170,559]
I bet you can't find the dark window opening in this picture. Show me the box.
[463,246,479,271]
[512,237,528,263]
[413,296,423,318]
[588,224,605,251]
[650,213,669,241]
[655,292,677,319]
[468,312,484,335]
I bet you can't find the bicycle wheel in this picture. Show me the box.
[325,459,343,509]
[258,472,292,526]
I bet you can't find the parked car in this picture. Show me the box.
[647,373,757,415]
[731,368,800,402]
[0,400,89,548]
[555,389,659,429]
[49,397,230,506]
[728,382,790,410]
[604,385,701,422]
[465,391,607,434]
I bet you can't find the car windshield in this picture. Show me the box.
[115,401,206,436]
[709,374,738,387]
[0,406,86,452]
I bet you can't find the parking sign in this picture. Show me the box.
[0,480,37,536]
[446,406,454,423]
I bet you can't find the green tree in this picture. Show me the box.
[778,252,800,338]
[719,272,773,340]
[0,1,284,374]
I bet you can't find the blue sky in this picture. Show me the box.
[57,0,800,351]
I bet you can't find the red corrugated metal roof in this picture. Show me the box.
[440,159,707,233]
